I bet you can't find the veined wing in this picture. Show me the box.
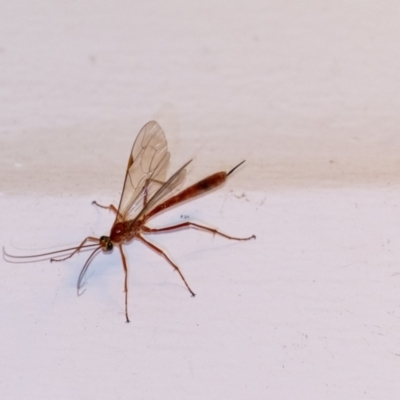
[134,159,192,222]
[116,121,170,222]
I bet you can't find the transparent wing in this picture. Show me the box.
[134,159,192,221]
[116,121,170,222]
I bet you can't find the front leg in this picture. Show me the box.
[92,201,122,218]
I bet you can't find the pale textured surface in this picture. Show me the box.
[2,1,400,194]
[1,1,400,399]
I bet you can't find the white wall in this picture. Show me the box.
[1,1,400,399]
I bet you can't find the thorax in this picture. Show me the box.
[110,219,144,244]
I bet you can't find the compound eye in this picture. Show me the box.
[100,236,106,241]
[106,241,113,251]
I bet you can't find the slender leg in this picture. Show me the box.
[138,234,196,297]
[142,222,256,241]
[92,201,120,217]
[118,245,130,323]
[50,236,99,262]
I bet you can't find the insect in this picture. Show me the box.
[4,121,256,322]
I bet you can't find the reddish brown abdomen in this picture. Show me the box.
[146,171,227,219]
